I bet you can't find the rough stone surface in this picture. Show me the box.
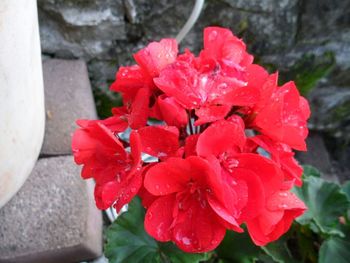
[0,156,102,263]
[308,86,350,139]
[296,132,338,182]
[41,59,97,156]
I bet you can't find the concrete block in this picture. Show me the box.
[41,59,97,156]
[0,156,102,263]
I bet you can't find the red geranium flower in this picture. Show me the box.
[244,65,310,150]
[111,39,178,129]
[144,156,233,252]
[154,27,258,126]
[246,188,306,246]
[72,26,309,254]
[247,135,304,186]
[72,119,142,211]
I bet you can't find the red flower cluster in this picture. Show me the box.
[72,27,309,253]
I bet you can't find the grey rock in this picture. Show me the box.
[123,0,138,24]
[38,0,126,60]
[296,132,339,182]
[308,86,350,139]
[0,156,103,263]
[298,0,350,42]
[41,59,97,156]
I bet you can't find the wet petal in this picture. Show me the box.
[173,196,226,253]
[194,105,231,126]
[157,95,188,127]
[236,154,283,196]
[197,119,246,157]
[129,88,150,129]
[145,195,176,242]
[110,65,153,94]
[154,61,202,109]
[144,158,190,195]
[134,38,178,77]
[138,126,179,159]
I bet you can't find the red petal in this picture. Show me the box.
[172,195,226,253]
[100,116,128,133]
[144,195,176,242]
[184,134,200,157]
[197,119,246,157]
[129,130,142,173]
[110,65,153,94]
[233,168,265,221]
[138,126,179,159]
[94,169,142,212]
[154,61,202,109]
[246,64,269,90]
[144,158,190,195]
[246,192,306,246]
[207,195,242,231]
[72,121,127,166]
[134,38,178,77]
[254,80,309,151]
[113,172,142,212]
[157,95,188,127]
[218,85,259,106]
[254,72,278,111]
[236,154,283,196]
[129,88,150,129]
[300,96,311,119]
[202,27,248,66]
[194,105,231,126]
[250,135,303,186]
[266,191,306,212]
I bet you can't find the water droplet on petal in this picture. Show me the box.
[208,30,218,41]
[155,184,160,190]
[158,152,167,158]
[116,174,121,183]
[279,192,288,197]
[182,237,191,245]
[279,204,288,209]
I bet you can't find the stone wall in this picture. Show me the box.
[37,0,350,177]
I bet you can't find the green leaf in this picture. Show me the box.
[302,165,321,178]
[104,197,208,263]
[262,236,298,263]
[319,237,350,263]
[93,87,123,119]
[293,176,349,237]
[342,181,350,221]
[216,230,261,263]
[159,242,210,263]
[296,225,318,263]
[342,181,350,201]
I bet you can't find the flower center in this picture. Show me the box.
[218,152,239,173]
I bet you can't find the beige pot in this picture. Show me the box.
[0,0,45,208]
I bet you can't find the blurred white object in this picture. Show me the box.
[0,0,45,208]
[175,0,204,43]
